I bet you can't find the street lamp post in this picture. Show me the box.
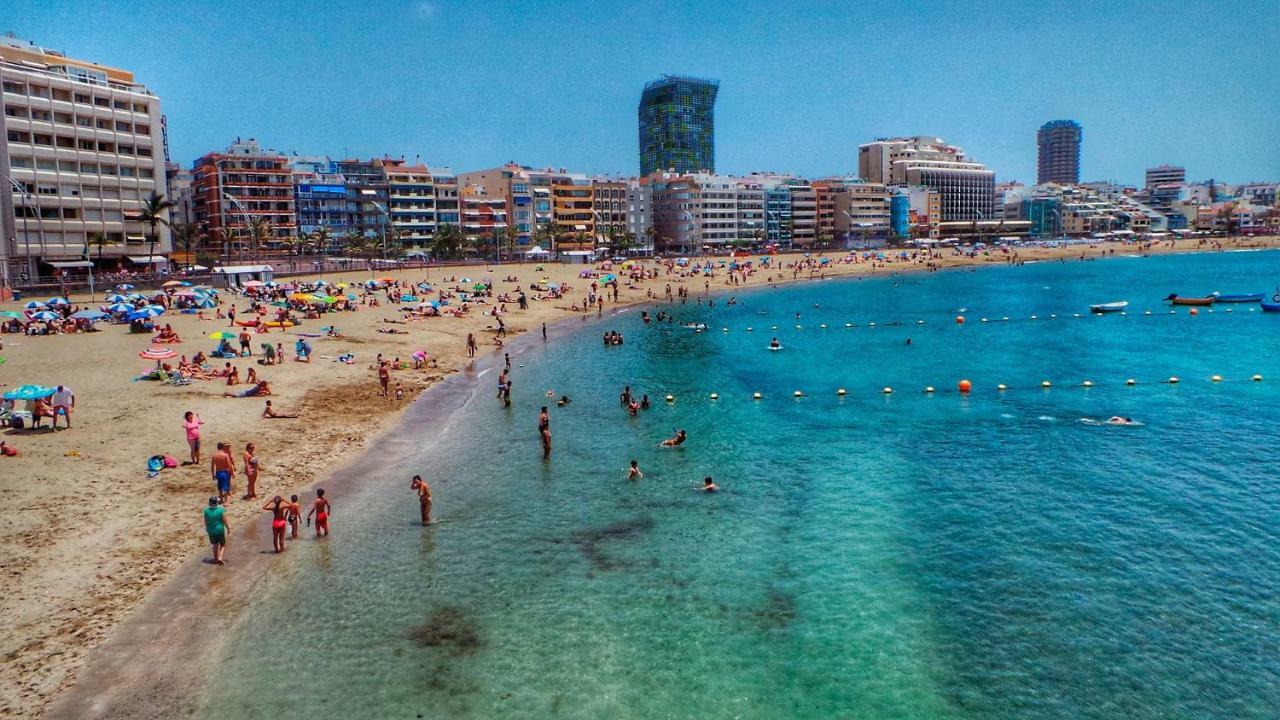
[7,176,45,281]
[221,192,254,261]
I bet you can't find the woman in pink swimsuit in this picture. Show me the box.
[182,411,204,465]
[262,495,288,553]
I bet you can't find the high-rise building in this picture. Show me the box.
[638,75,719,176]
[1145,165,1185,188]
[1036,120,1081,185]
[1,35,169,282]
[858,136,994,221]
[190,138,296,256]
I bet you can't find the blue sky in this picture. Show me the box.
[10,0,1279,185]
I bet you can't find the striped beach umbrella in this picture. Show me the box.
[23,300,46,310]
[116,283,135,290]
[162,280,185,288]
[135,305,165,317]
[46,297,69,306]
[106,293,128,303]
[105,302,134,314]
[138,346,178,361]
[29,310,61,322]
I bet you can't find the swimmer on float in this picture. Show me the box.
[661,429,688,447]
[769,337,782,350]
[1106,416,1136,426]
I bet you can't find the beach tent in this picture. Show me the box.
[525,246,549,256]
[211,264,274,289]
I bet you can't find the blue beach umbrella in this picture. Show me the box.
[116,283,135,290]
[70,309,109,321]
[3,385,56,400]
[105,302,134,314]
[23,300,46,310]
[29,310,61,322]
[133,305,165,318]
[46,297,69,306]
[194,297,216,309]
[106,293,128,303]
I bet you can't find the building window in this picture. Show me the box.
[2,81,26,94]
[94,97,110,107]
[36,159,58,171]
[74,92,90,103]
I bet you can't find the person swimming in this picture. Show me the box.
[769,337,781,349]
[1106,416,1136,426]
[661,429,687,447]
[702,477,719,492]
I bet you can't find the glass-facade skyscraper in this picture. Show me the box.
[638,75,719,176]
[1036,120,1082,185]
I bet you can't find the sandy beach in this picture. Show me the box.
[1,236,1277,718]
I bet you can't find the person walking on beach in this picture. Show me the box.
[238,329,252,356]
[227,304,236,328]
[378,361,390,397]
[183,411,204,465]
[211,442,236,504]
[411,474,432,525]
[242,442,260,500]
[204,497,229,565]
[502,377,512,408]
[283,494,301,539]
[542,323,547,341]
[262,495,288,553]
[307,488,331,537]
[538,406,551,458]
[466,333,478,358]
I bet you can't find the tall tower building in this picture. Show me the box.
[1,35,169,282]
[638,75,719,176]
[1036,120,1082,185]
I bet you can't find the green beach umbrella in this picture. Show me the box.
[208,331,238,340]
[0,310,23,318]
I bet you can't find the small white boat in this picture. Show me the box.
[1089,301,1128,313]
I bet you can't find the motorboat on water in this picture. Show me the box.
[1165,294,1215,306]
[1089,301,1128,313]
[1210,292,1264,303]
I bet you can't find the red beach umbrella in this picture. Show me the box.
[139,346,178,361]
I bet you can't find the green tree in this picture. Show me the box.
[169,223,200,270]
[136,191,175,266]
[431,223,465,260]
[247,217,273,259]
[310,226,332,255]
[534,220,562,252]
[643,225,657,254]
[86,231,118,267]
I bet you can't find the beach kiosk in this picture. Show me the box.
[211,264,275,289]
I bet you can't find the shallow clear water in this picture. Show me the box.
[199,252,1280,719]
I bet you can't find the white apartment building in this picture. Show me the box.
[1,35,169,284]
[858,136,994,221]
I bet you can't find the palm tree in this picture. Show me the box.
[247,218,273,260]
[169,223,200,270]
[311,226,332,256]
[136,191,175,266]
[431,223,464,261]
[643,225,657,255]
[534,220,561,253]
[86,231,118,268]
[217,226,238,261]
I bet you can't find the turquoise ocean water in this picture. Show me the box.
[197,252,1280,719]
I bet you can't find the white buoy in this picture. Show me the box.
[981,318,989,323]
[793,390,803,397]
[1211,375,1222,382]
[869,322,877,327]
[997,383,1007,391]
[1050,314,1057,319]
[1002,317,1009,322]
[1168,376,1179,384]
[1031,315,1038,320]
[882,387,893,394]
[666,394,675,403]
[819,324,827,329]
[710,392,719,400]
[747,327,753,332]
[916,320,925,325]
[1253,374,1263,382]
[1126,378,1136,386]
[924,386,935,393]
[1145,310,1152,315]
[844,323,852,328]
[753,392,763,399]
[1082,380,1093,387]
[722,327,729,332]
[795,324,802,329]
[837,388,847,396]
[1041,380,1052,388]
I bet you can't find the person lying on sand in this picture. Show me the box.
[223,381,271,398]
[261,400,297,419]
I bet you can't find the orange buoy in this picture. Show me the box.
[955,315,965,324]
[1189,308,1199,316]
[957,379,972,393]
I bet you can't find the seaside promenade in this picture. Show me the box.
[1,235,1277,717]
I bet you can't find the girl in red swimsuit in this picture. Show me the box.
[262,495,288,553]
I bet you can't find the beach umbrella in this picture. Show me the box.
[23,300,46,310]
[194,296,217,309]
[472,283,486,291]
[162,280,185,288]
[106,293,128,303]
[208,331,237,340]
[378,277,396,283]
[138,346,178,361]
[105,302,134,314]
[290,292,316,302]
[46,297,69,306]
[137,305,165,317]
[116,283,135,290]
[29,310,61,322]
[173,289,199,297]
[3,384,55,400]
[264,281,278,287]
[0,310,25,318]
[243,280,264,288]
[128,292,147,300]
[70,309,109,321]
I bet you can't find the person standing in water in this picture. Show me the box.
[627,460,643,481]
[411,474,432,525]
[702,477,719,492]
[538,406,551,457]
[204,497,229,565]
[262,495,288,553]
[287,494,302,539]
[307,488,331,537]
